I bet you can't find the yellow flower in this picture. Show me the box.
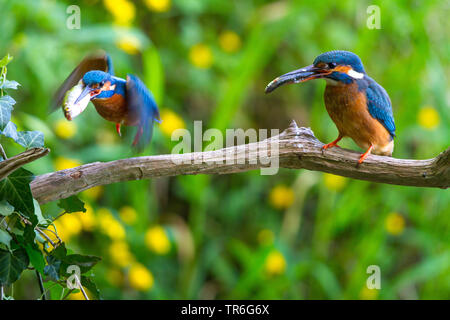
[145,226,171,254]
[54,119,77,139]
[385,212,405,236]
[98,208,126,240]
[159,109,185,136]
[119,206,137,225]
[109,241,134,267]
[52,214,82,242]
[219,31,242,53]
[77,203,96,231]
[116,34,141,55]
[108,220,126,240]
[324,173,347,191]
[60,214,82,236]
[144,0,171,12]
[54,157,81,171]
[103,0,135,26]
[359,286,379,300]
[129,263,154,291]
[82,186,104,201]
[189,43,213,69]
[257,229,274,245]
[269,185,294,210]
[68,288,90,300]
[265,250,286,276]
[418,106,440,130]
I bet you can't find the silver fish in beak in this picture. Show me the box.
[62,81,91,120]
[265,65,333,93]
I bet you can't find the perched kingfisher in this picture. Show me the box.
[51,51,160,150]
[265,50,395,164]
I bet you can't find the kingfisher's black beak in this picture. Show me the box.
[74,85,94,104]
[265,64,331,93]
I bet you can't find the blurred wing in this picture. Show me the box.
[365,77,396,138]
[50,51,114,112]
[126,74,160,151]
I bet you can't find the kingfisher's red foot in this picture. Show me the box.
[358,145,373,164]
[322,136,343,150]
[116,123,122,137]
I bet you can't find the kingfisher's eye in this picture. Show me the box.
[100,81,105,86]
[328,62,337,69]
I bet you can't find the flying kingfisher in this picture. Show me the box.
[51,51,160,150]
[265,50,395,164]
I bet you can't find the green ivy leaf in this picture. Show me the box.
[0,96,15,131]
[0,168,36,225]
[1,121,18,141]
[0,248,29,285]
[6,215,24,236]
[50,243,68,260]
[0,96,15,108]
[33,199,46,225]
[61,254,101,275]
[57,195,86,213]
[0,229,12,250]
[81,276,100,300]
[44,255,61,282]
[24,244,45,274]
[1,121,45,149]
[15,225,45,273]
[43,243,67,281]
[15,130,44,148]
[23,224,35,244]
[0,80,20,90]
[0,200,14,216]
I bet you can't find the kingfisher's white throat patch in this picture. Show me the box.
[347,68,364,79]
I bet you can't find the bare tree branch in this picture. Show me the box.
[30,121,449,204]
[0,147,50,180]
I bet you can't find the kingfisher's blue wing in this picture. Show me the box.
[365,77,396,138]
[50,51,114,112]
[126,74,160,151]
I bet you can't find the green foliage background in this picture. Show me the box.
[0,0,448,299]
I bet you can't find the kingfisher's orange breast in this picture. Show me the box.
[324,82,393,155]
[92,94,139,126]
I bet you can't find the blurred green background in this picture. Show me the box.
[0,0,448,299]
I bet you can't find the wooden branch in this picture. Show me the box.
[31,121,449,204]
[0,147,50,180]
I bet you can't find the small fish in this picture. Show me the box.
[62,81,90,120]
[265,68,315,93]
